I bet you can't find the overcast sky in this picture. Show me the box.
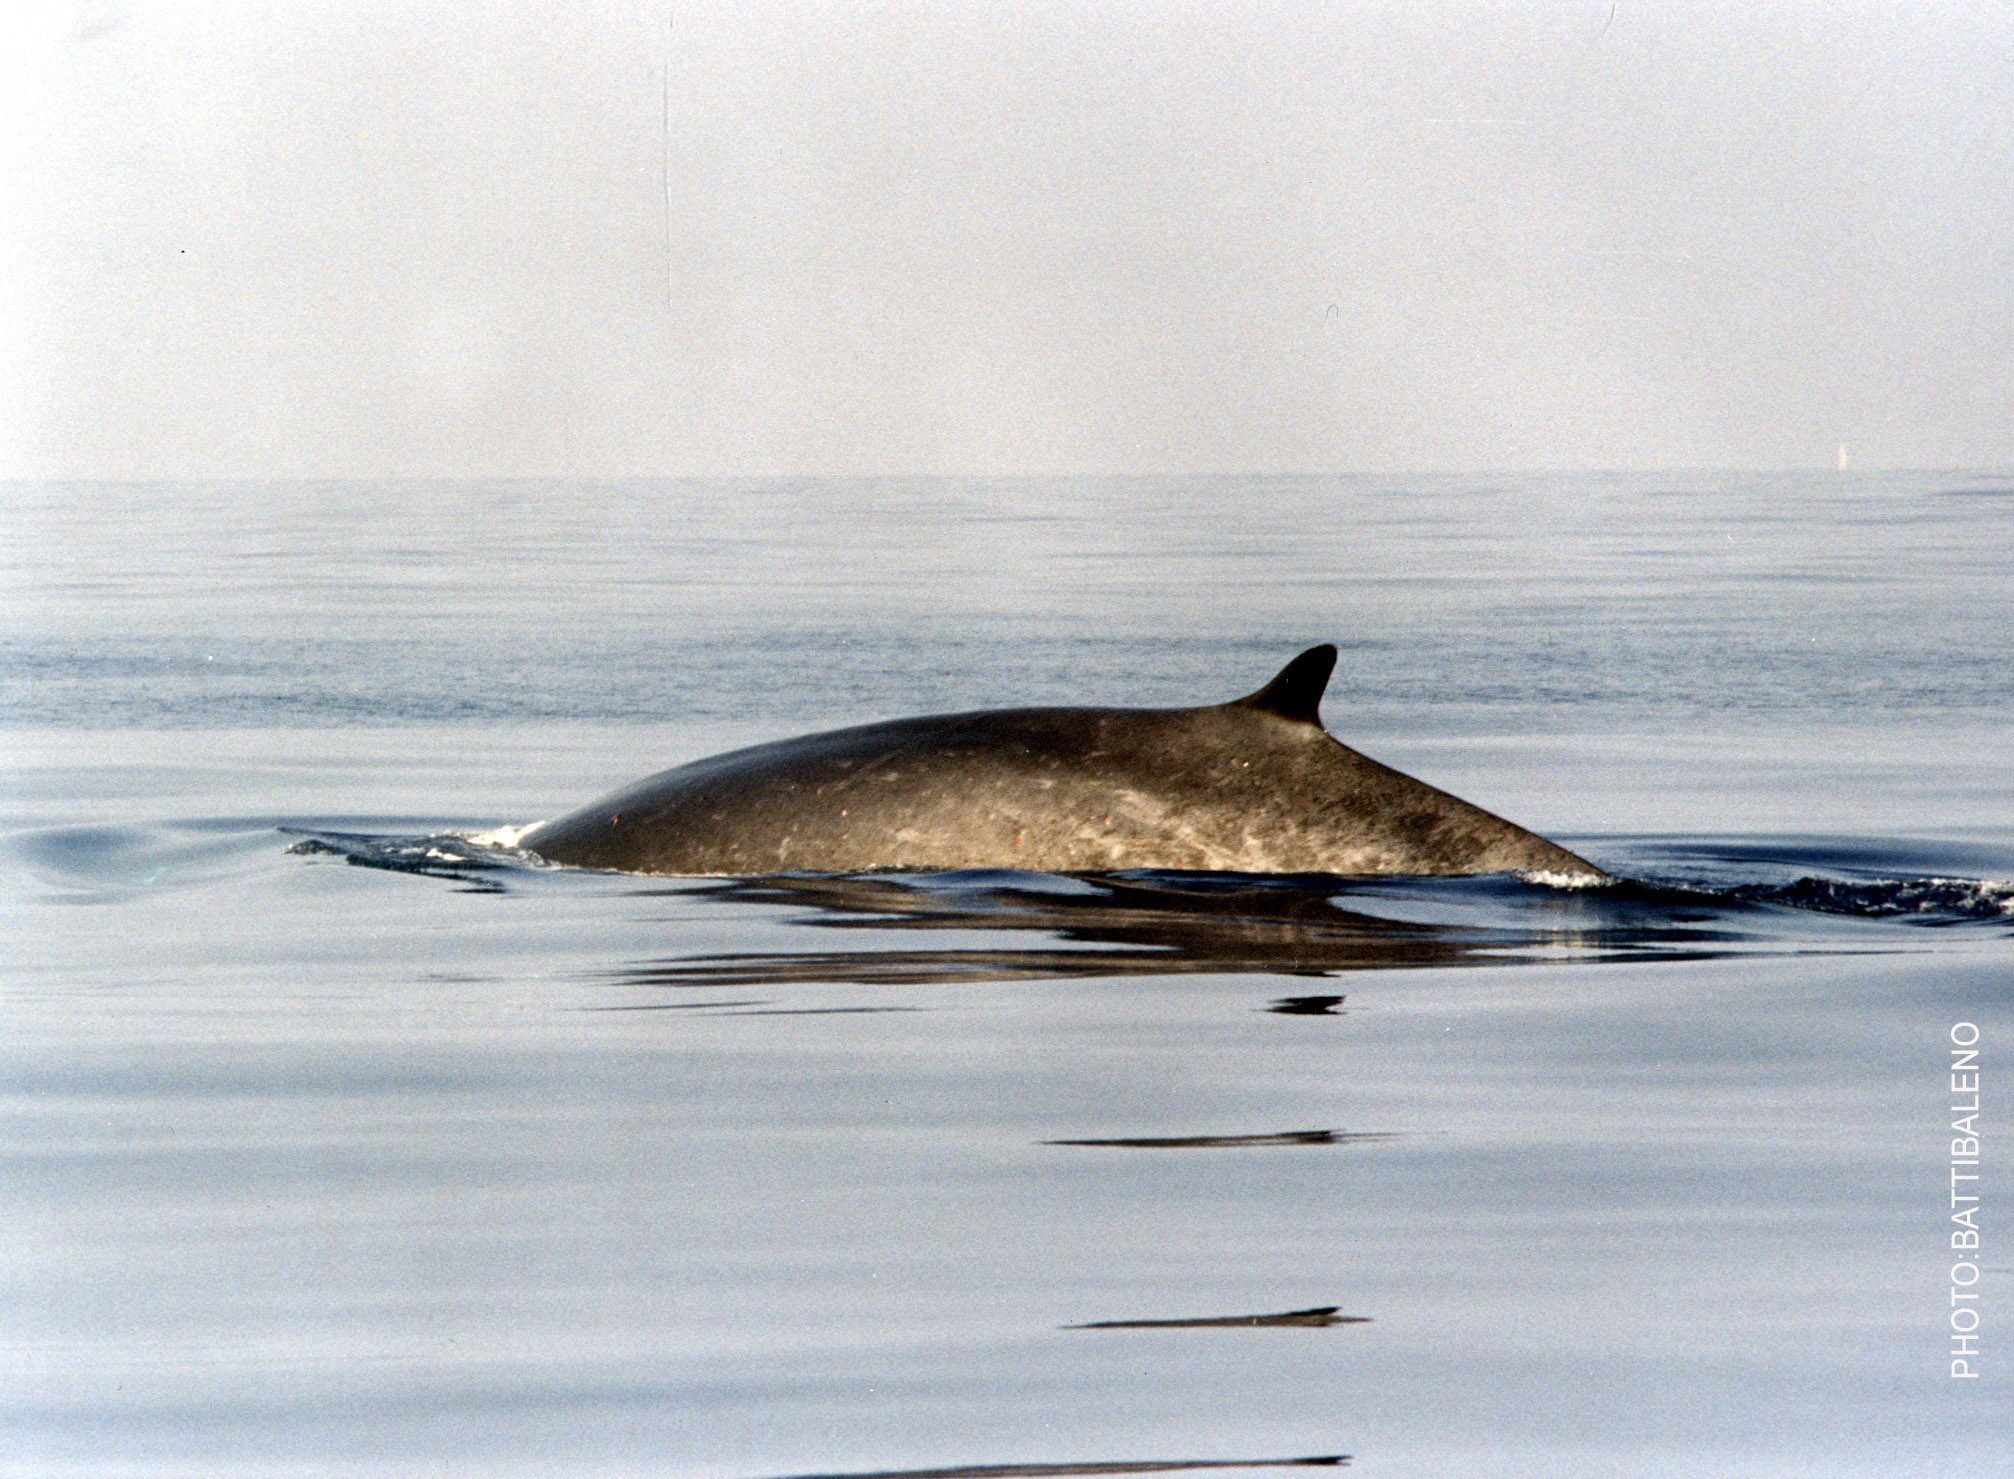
[3,1,2008,477]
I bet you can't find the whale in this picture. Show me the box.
[516,645,1602,879]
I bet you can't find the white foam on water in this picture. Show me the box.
[462,823,543,849]
[1518,867,1610,890]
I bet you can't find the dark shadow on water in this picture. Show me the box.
[1268,994,1345,1014]
[281,830,2011,994]
[766,1459,1346,1478]
[1066,1306,1366,1330]
[1043,1129,1392,1149]
[606,869,1775,991]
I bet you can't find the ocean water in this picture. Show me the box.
[1,472,2009,1477]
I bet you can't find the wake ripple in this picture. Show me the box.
[1723,873,2014,923]
[282,829,528,890]
[281,828,2014,927]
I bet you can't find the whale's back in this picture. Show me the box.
[518,648,1600,878]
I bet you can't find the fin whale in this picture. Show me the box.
[517,645,1603,879]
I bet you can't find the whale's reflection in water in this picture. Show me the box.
[770,1458,1346,1478]
[1043,1129,1391,1149]
[1066,1305,1366,1330]
[610,868,1756,992]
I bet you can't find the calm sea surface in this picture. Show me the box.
[2,473,2010,1476]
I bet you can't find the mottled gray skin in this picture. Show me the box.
[518,646,1603,879]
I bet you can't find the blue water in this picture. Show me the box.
[2,473,2009,1476]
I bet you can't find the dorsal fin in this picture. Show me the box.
[1231,644,1336,725]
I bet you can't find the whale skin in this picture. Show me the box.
[517,645,1603,879]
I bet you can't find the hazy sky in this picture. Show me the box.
[4,1,2009,477]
